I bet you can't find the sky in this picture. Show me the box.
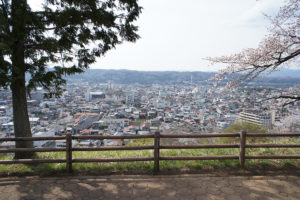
[28,0,285,72]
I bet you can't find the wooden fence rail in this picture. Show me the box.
[0,131,300,173]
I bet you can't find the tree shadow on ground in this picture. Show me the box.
[0,173,299,200]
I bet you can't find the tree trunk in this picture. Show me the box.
[11,75,34,159]
[10,0,34,159]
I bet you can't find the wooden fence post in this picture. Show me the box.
[239,130,246,168]
[66,133,72,173]
[154,131,160,173]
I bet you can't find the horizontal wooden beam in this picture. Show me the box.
[247,133,300,137]
[1,132,299,142]
[0,147,66,153]
[160,156,239,160]
[160,144,239,149]
[246,144,300,148]
[0,159,66,164]
[72,146,154,151]
[0,136,66,141]
[160,133,239,138]
[246,155,300,159]
[73,157,154,163]
[73,135,154,140]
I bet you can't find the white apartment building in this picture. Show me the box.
[239,110,275,129]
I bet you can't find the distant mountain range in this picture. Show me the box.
[68,69,215,84]
[266,69,300,78]
[66,68,300,86]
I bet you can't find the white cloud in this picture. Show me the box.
[27,0,43,11]
[239,1,283,27]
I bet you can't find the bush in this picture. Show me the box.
[217,121,268,144]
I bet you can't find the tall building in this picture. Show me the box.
[239,110,275,129]
[125,91,140,106]
[85,92,105,102]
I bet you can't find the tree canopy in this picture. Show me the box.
[0,0,142,158]
[0,0,142,97]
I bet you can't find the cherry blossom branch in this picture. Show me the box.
[206,0,300,96]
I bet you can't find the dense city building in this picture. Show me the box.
[1,79,300,148]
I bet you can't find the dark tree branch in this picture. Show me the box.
[277,95,300,100]
[248,95,299,110]
[261,95,300,107]
[275,48,300,65]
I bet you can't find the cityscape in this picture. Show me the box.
[1,70,300,149]
[2,0,300,199]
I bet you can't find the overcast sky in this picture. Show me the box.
[29,0,285,72]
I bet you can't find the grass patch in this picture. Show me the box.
[0,137,300,176]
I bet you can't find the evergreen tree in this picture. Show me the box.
[0,0,142,158]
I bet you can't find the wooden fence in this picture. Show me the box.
[0,131,300,173]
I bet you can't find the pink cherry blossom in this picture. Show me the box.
[207,0,300,93]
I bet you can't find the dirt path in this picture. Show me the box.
[0,174,299,200]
